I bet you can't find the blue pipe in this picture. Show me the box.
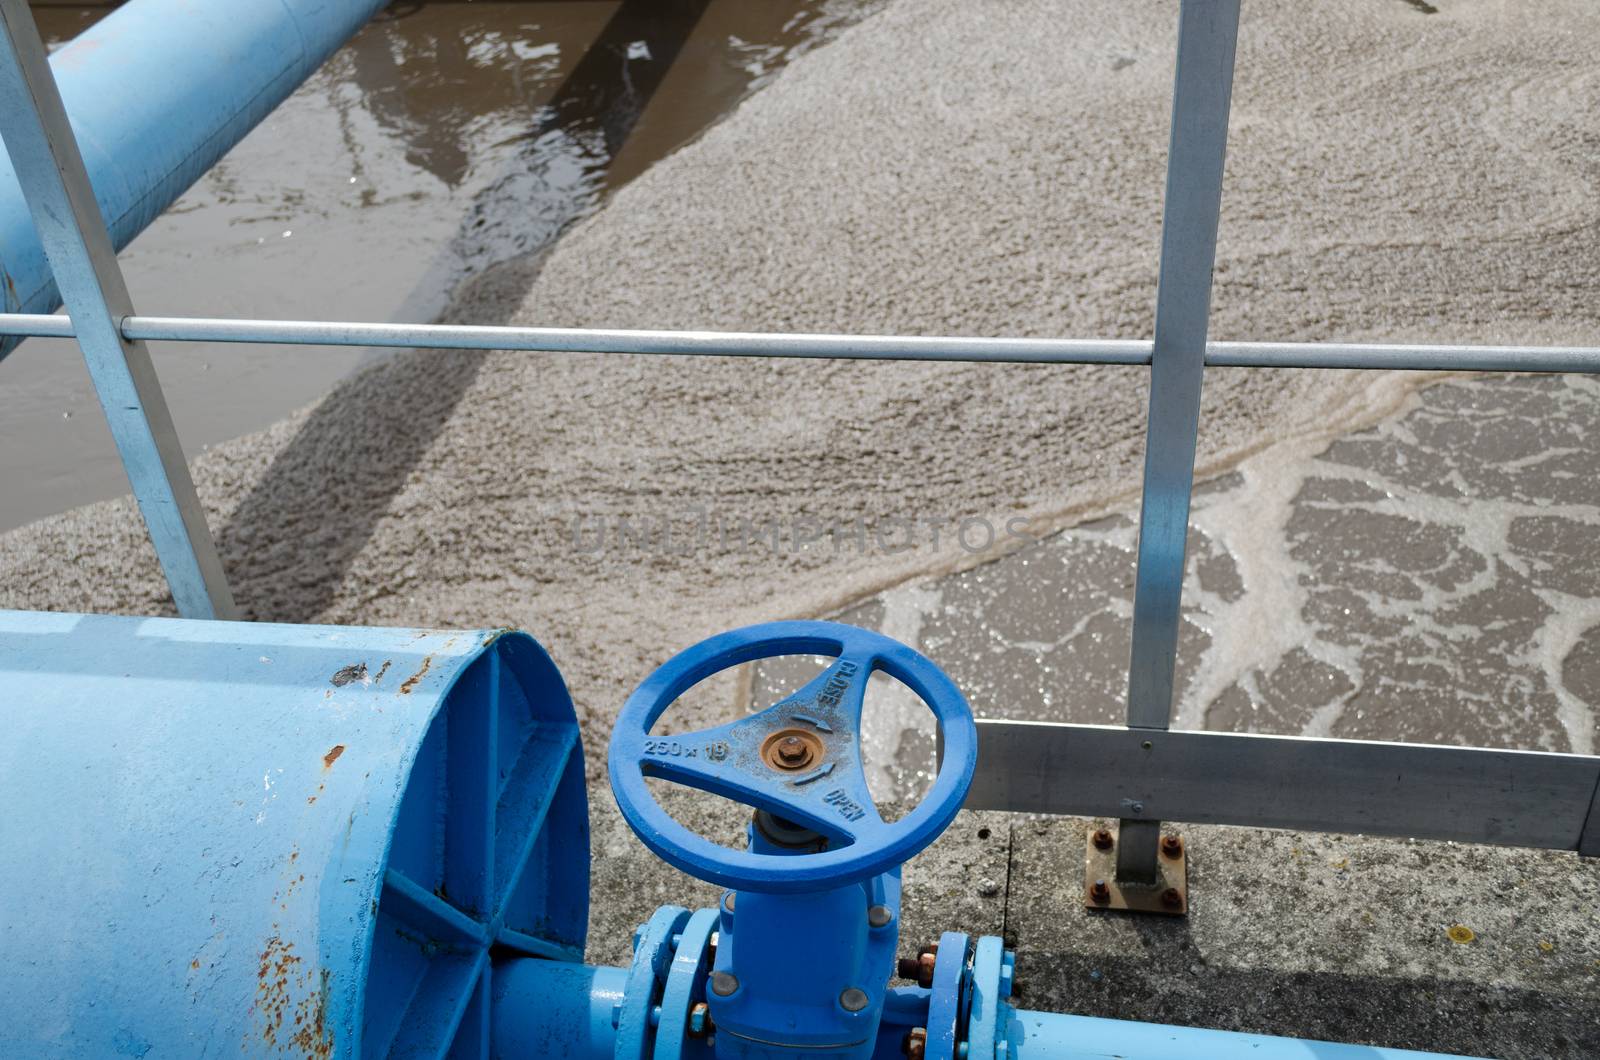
[488,952,1476,1060]
[0,610,591,1057]
[0,0,389,357]
[493,960,628,1060]
[1002,1007,1479,1060]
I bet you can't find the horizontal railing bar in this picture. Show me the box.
[1208,340,1600,374]
[0,313,1151,365]
[968,719,1600,853]
[0,313,73,338]
[4,312,1600,372]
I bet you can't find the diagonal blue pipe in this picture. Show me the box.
[0,0,390,358]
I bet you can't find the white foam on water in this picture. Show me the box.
[1171,376,1600,751]
[833,374,1600,757]
[1523,587,1600,757]
[1182,437,1357,735]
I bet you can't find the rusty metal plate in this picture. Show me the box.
[1083,827,1188,915]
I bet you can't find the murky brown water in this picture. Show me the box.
[0,0,877,531]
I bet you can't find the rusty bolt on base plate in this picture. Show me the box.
[1083,823,1189,915]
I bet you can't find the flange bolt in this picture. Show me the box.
[896,952,937,987]
[1160,835,1183,859]
[1089,879,1111,904]
[1091,828,1114,850]
[687,1002,711,1037]
[902,1027,927,1058]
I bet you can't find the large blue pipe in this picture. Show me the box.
[0,0,389,357]
[0,610,591,1057]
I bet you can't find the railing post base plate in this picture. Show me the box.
[1084,821,1188,916]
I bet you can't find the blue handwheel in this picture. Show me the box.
[608,621,978,894]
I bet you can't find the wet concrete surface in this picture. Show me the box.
[0,0,878,531]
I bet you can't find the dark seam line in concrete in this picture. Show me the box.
[1577,771,1600,858]
[999,821,1016,947]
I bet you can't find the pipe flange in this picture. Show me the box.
[924,931,971,1060]
[652,907,719,1057]
[615,906,691,1060]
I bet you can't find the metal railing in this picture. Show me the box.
[2,0,1596,869]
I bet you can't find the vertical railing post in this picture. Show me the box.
[1119,0,1240,885]
[0,0,235,618]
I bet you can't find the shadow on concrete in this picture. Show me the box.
[1015,954,1594,1058]
[218,0,711,621]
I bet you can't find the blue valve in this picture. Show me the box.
[608,621,979,893]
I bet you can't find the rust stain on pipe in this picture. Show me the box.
[399,655,433,694]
